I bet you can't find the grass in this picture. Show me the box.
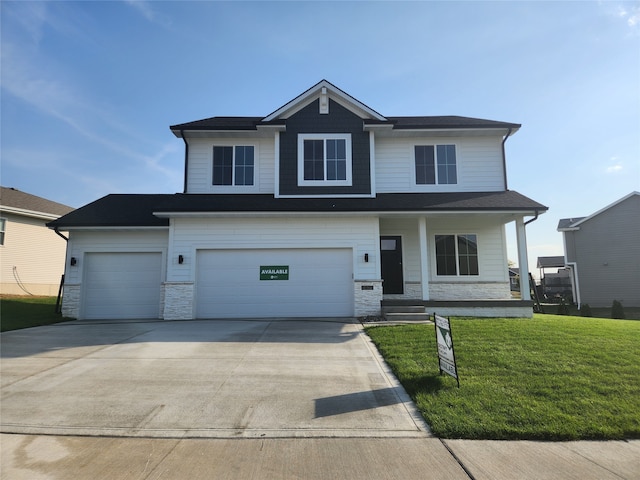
[0,295,70,332]
[366,314,640,440]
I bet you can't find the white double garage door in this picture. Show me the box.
[82,249,354,319]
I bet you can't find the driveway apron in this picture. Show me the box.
[1,319,429,439]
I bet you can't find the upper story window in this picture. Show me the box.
[212,145,254,186]
[415,144,457,185]
[0,218,5,245]
[297,134,352,186]
[435,234,478,276]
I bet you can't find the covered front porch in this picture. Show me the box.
[377,212,534,318]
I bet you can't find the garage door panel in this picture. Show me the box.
[196,249,353,318]
[83,253,162,320]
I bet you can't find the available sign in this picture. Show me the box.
[260,265,289,281]
[434,314,460,387]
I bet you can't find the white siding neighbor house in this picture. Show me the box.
[558,192,640,308]
[1,187,74,296]
[48,80,547,320]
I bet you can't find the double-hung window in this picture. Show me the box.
[297,134,352,186]
[212,145,254,186]
[435,234,478,276]
[0,218,5,245]
[415,144,457,185]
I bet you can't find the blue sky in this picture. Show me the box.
[2,1,639,273]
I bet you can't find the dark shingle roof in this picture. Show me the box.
[557,217,585,230]
[48,191,547,229]
[171,115,519,133]
[0,186,74,217]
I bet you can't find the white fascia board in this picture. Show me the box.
[54,226,169,231]
[570,191,639,228]
[154,209,542,219]
[0,206,61,221]
[374,127,516,138]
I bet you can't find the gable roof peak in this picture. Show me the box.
[262,79,386,122]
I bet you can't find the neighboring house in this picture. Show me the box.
[48,80,547,320]
[0,187,74,296]
[558,192,640,308]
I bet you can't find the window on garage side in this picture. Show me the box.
[415,144,457,185]
[0,218,5,245]
[298,134,352,186]
[213,146,254,186]
[435,234,478,276]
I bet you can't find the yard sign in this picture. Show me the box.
[434,314,460,387]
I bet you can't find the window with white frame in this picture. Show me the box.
[212,145,255,186]
[415,144,457,185]
[435,234,478,276]
[0,218,5,245]
[297,134,352,186]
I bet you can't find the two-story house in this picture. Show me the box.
[48,80,547,320]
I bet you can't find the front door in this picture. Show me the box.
[380,236,404,294]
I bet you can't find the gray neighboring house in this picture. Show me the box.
[557,192,640,308]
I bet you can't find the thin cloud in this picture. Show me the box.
[123,0,171,27]
[606,164,624,173]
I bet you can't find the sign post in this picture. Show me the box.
[434,313,460,387]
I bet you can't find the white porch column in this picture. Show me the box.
[515,217,531,301]
[419,217,430,300]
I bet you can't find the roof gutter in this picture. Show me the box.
[524,210,540,226]
[54,227,68,242]
[181,130,189,193]
[501,128,512,190]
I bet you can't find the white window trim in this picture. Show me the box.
[0,217,5,246]
[297,133,353,187]
[210,143,259,192]
[412,143,458,187]
[432,233,479,277]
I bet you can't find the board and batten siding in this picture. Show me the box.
[186,137,275,194]
[167,216,380,284]
[0,213,68,295]
[374,136,505,193]
[567,194,640,307]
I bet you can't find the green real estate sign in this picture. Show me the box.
[434,314,460,387]
[260,265,289,281]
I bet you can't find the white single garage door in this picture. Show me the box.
[82,252,162,319]
[196,249,353,318]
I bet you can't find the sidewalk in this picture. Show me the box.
[2,434,638,479]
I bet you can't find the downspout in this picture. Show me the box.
[565,262,582,309]
[181,129,189,193]
[501,128,513,190]
[54,227,68,314]
[524,210,539,226]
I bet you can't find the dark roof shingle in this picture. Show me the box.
[48,191,547,229]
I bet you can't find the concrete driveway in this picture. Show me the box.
[1,318,429,439]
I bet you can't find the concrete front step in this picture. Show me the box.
[382,305,426,314]
[383,312,432,322]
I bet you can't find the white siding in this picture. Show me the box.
[167,216,379,284]
[375,136,505,193]
[0,213,68,296]
[65,230,169,285]
[186,137,275,194]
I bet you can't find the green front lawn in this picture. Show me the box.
[366,314,640,440]
[0,295,70,332]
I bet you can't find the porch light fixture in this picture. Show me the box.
[364,253,369,263]
[178,255,184,264]
[70,257,77,266]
